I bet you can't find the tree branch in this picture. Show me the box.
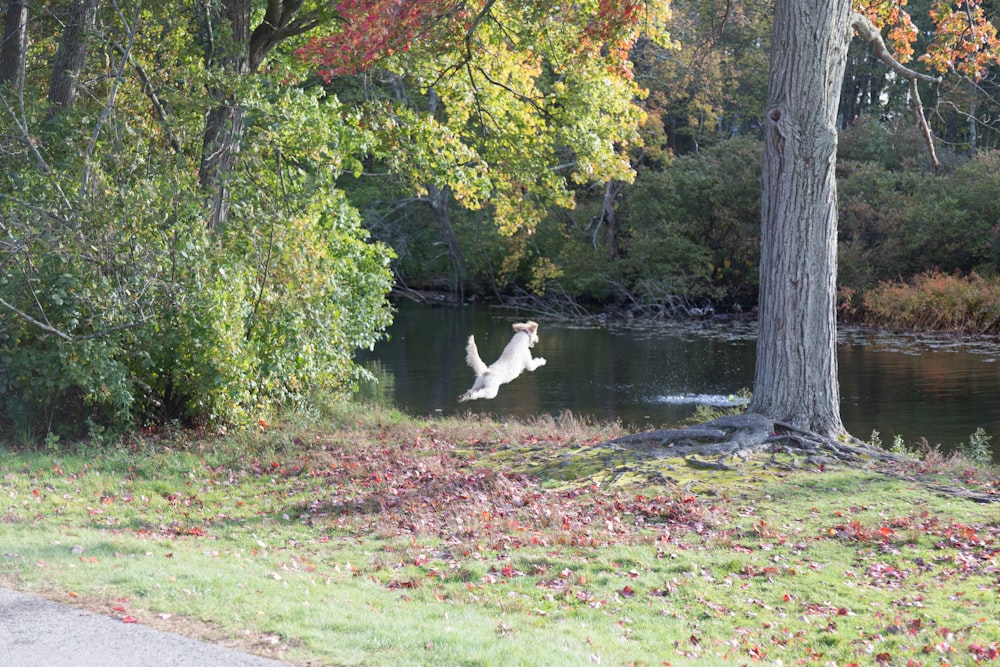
[0,296,73,341]
[249,1,328,71]
[850,13,941,85]
[851,12,943,169]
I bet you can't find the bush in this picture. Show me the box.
[845,271,1000,333]
[1,183,393,439]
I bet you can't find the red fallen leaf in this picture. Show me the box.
[618,585,635,598]
[121,616,139,624]
[969,644,999,661]
[875,652,892,665]
[112,605,127,612]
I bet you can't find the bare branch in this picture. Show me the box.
[83,0,142,193]
[0,296,73,341]
[850,13,941,85]
[908,77,939,169]
[109,42,182,152]
[851,12,943,169]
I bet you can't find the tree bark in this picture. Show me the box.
[199,0,251,231]
[198,0,324,230]
[0,0,28,90]
[427,183,467,297]
[748,0,852,439]
[46,0,98,115]
[602,178,625,261]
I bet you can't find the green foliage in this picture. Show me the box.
[958,427,994,468]
[1,175,393,437]
[0,14,394,441]
[868,429,918,458]
[838,137,1000,295]
[618,137,763,304]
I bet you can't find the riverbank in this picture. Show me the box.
[401,270,1000,337]
[2,402,998,665]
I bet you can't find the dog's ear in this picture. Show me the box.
[513,321,539,334]
[525,321,538,334]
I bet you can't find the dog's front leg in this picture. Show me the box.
[527,357,547,371]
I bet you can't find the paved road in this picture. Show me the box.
[0,588,298,667]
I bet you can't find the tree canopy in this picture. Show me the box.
[2,0,1000,443]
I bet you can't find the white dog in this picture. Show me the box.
[458,321,547,402]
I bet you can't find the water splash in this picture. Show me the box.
[653,393,750,407]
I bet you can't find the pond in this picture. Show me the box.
[356,301,1000,455]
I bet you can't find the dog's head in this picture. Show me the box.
[512,321,540,348]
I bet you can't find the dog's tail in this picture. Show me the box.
[465,335,488,375]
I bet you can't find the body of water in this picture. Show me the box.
[356,301,1000,452]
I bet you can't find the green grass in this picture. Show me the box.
[2,404,999,666]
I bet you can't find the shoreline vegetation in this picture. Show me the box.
[400,269,1000,338]
[2,403,998,666]
[839,271,1000,335]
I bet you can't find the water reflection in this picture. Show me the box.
[356,301,1000,453]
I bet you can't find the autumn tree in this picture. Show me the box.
[611,0,1000,455]
[298,0,671,292]
[0,2,395,438]
[197,0,331,229]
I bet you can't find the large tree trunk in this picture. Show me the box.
[748,0,852,439]
[0,0,28,89]
[46,0,98,115]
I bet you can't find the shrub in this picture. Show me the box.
[847,271,1000,333]
[1,184,394,439]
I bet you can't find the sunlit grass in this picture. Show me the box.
[2,402,998,666]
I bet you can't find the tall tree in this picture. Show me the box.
[198,0,327,230]
[749,0,1000,438]
[299,0,671,291]
[749,0,853,438]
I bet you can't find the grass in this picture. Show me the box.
[2,402,999,666]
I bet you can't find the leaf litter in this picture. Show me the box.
[1,411,999,666]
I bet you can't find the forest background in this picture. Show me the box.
[2,0,1000,440]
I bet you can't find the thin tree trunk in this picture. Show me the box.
[0,0,28,90]
[47,0,98,116]
[602,178,625,261]
[748,0,852,438]
[427,183,466,298]
[199,0,251,231]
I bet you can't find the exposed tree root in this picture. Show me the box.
[608,413,902,465]
[604,413,1000,502]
